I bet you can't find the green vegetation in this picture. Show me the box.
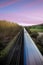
[30,29,43,32]
[25,24,43,55]
[0,20,22,57]
[0,32,20,58]
[36,44,43,55]
[30,31,39,38]
[29,24,43,32]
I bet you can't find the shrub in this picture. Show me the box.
[37,35,43,46]
[25,27,31,34]
[30,31,39,38]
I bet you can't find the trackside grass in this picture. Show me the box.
[0,32,20,58]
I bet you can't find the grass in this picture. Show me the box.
[0,20,22,57]
[25,24,43,32]
[30,29,43,32]
[36,44,43,55]
[0,32,20,58]
[29,24,43,32]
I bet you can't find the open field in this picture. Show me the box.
[30,24,43,32]
[30,29,43,32]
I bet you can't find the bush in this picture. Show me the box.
[37,35,43,46]
[25,27,31,34]
[30,31,39,38]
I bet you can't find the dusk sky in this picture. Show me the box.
[0,0,43,26]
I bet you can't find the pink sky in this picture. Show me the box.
[0,0,43,26]
[0,10,43,25]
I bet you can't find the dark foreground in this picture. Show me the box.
[0,28,43,65]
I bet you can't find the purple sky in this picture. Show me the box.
[0,0,43,26]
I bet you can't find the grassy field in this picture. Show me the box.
[29,24,43,32]
[30,29,43,32]
[0,20,22,57]
[25,24,43,55]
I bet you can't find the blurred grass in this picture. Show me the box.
[0,32,20,58]
[36,44,43,55]
[0,20,22,57]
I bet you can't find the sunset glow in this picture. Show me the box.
[0,0,43,26]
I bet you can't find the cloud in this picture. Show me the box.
[0,0,19,8]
